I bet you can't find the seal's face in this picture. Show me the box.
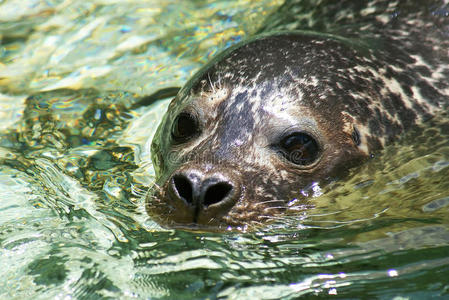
[146,33,389,230]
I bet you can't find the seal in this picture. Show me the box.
[146,0,449,230]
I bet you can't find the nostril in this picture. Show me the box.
[203,182,233,207]
[173,175,193,204]
[171,172,237,211]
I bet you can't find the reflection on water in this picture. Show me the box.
[0,0,448,299]
[0,0,278,95]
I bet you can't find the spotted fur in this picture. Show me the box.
[147,0,449,230]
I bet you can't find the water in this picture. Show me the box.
[1,0,448,299]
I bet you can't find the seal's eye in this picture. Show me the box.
[171,112,199,143]
[279,132,320,166]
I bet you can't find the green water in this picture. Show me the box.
[1,0,449,299]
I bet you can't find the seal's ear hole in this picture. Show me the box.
[279,132,320,166]
[171,112,199,143]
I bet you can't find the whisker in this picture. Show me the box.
[208,73,216,93]
[131,184,149,198]
[263,206,288,211]
[217,73,223,90]
[306,210,342,217]
[253,199,285,207]
[258,215,284,220]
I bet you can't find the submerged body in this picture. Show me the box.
[146,0,449,230]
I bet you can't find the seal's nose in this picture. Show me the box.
[172,174,234,207]
[168,170,239,224]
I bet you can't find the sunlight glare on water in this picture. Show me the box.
[1,0,449,299]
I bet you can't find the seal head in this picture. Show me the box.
[147,33,401,229]
[146,0,449,230]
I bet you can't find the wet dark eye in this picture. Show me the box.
[171,112,199,143]
[279,132,320,166]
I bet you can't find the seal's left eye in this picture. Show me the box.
[171,112,199,143]
[279,132,320,166]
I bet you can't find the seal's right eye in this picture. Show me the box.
[171,112,199,143]
[279,132,321,166]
